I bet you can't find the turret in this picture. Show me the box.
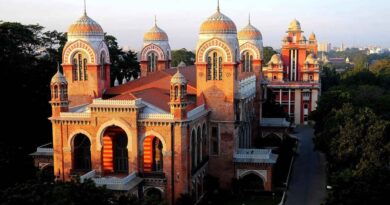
[169,69,188,120]
[50,64,69,117]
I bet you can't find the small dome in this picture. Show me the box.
[309,32,316,41]
[144,24,169,42]
[68,14,104,40]
[268,54,283,65]
[200,10,237,35]
[171,69,187,85]
[300,35,307,42]
[305,54,318,64]
[238,24,262,40]
[51,68,67,84]
[288,19,301,32]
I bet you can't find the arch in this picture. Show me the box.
[197,125,202,164]
[144,187,164,199]
[72,134,92,171]
[191,128,197,169]
[201,123,207,160]
[239,42,261,60]
[62,40,97,64]
[239,172,265,192]
[141,43,166,61]
[97,41,111,64]
[238,170,267,182]
[197,38,234,63]
[96,119,133,151]
[68,130,93,151]
[139,130,168,153]
[101,126,129,173]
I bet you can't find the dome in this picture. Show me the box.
[288,19,301,32]
[199,9,237,35]
[268,54,283,65]
[305,54,318,64]
[238,24,262,40]
[68,14,104,40]
[309,32,316,41]
[171,69,187,85]
[51,67,67,84]
[144,24,169,42]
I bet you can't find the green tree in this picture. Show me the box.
[171,48,195,67]
[263,46,277,64]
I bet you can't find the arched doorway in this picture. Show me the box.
[73,134,91,172]
[239,173,265,193]
[102,126,129,174]
[145,187,163,200]
[143,135,163,172]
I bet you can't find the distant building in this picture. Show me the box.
[318,42,331,52]
[263,19,320,125]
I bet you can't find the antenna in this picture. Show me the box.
[249,13,251,24]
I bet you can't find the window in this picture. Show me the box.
[72,52,88,81]
[304,104,308,109]
[309,75,313,81]
[206,51,223,81]
[211,126,219,155]
[174,86,178,100]
[273,76,277,80]
[241,51,253,72]
[191,130,196,169]
[147,52,158,72]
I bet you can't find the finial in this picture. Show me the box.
[217,0,220,12]
[56,62,60,73]
[83,0,87,15]
[248,13,251,25]
[154,15,157,26]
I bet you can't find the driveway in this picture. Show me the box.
[285,126,327,205]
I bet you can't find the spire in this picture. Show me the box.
[248,13,251,25]
[83,0,87,15]
[217,0,220,12]
[154,15,157,26]
[56,62,60,73]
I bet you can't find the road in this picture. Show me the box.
[285,126,327,205]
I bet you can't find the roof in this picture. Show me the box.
[260,118,290,127]
[105,66,197,112]
[234,149,278,164]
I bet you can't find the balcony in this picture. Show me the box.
[80,170,142,191]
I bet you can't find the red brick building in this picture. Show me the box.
[263,19,320,124]
[47,3,281,204]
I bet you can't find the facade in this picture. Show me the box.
[263,19,320,124]
[47,3,279,205]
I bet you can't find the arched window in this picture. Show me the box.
[206,51,223,81]
[197,126,202,165]
[73,52,88,81]
[147,52,158,72]
[202,124,207,161]
[174,86,179,100]
[241,51,254,72]
[191,129,196,169]
[180,85,185,99]
[100,53,105,80]
[54,85,58,99]
[73,134,91,171]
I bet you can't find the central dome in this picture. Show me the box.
[200,10,237,35]
[144,24,169,41]
[68,14,104,40]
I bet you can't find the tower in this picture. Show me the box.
[61,3,111,107]
[50,65,69,117]
[140,17,171,77]
[281,19,308,81]
[308,32,318,56]
[169,69,188,120]
[195,1,239,188]
[238,14,264,125]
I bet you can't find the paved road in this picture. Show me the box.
[285,126,326,205]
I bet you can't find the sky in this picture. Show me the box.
[1,0,390,51]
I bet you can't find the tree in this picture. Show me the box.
[171,48,195,67]
[263,46,277,64]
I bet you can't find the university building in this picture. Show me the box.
[34,2,319,204]
[263,20,320,124]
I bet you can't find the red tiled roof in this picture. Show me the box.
[104,66,197,112]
